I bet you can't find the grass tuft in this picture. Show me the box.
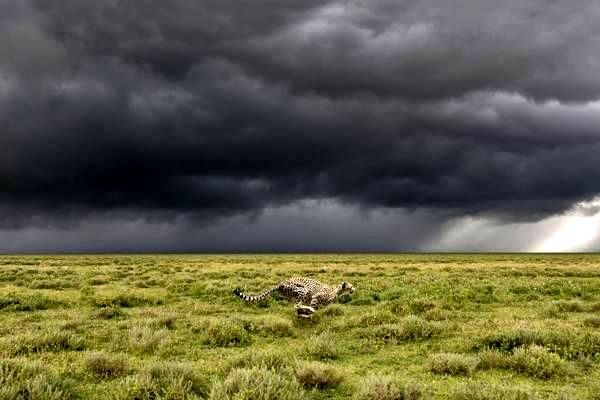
[0,293,59,311]
[84,352,128,379]
[294,361,343,389]
[451,382,537,400]
[0,359,78,400]
[477,349,513,370]
[305,331,339,360]
[111,361,208,400]
[128,325,170,354]
[354,309,397,327]
[510,345,566,379]
[224,348,294,372]
[322,304,345,316]
[476,328,570,353]
[210,367,303,400]
[203,319,252,347]
[359,316,442,344]
[5,331,84,356]
[477,345,566,379]
[428,353,479,376]
[353,374,425,400]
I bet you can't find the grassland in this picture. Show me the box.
[1,254,600,399]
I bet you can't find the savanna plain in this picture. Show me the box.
[1,254,600,400]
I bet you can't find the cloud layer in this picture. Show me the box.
[1,1,600,249]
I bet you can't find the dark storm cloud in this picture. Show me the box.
[1,0,600,232]
[0,202,443,252]
[32,0,600,101]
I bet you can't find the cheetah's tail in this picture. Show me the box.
[233,286,279,302]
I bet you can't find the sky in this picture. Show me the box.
[1,0,600,252]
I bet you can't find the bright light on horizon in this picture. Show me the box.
[532,214,599,252]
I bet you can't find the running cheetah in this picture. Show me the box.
[233,277,355,318]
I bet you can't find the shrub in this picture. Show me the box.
[477,345,566,379]
[0,293,58,311]
[478,328,600,360]
[295,362,343,389]
[355,310,397,328]
[477,329,538,352]
[451,382,537,400]
[224,348,294,372]
[477,349,513,370]
[337,293,353,304]
[353,374,425,400]
[0,359,77,400]
[407,299,438,314]
[210,367,303,400]
[322,304,345,317]
[428,353,479,376]
[360,317,441,344]
[305,331,339,360]
[111,362,209,400]
[7,331,85,355]
[144,362,209,397]
[84,352,128,379]
[401,316,442,340]
[203,320,252,347]
[565,332,600,360]
[511,345,566,379]
[128,326,170,354]
[476,328,570,353]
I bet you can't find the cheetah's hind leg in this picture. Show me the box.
[294,304,316,318]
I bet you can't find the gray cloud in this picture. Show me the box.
[31,0,600,101]
[1,0,600,250]
[0,202,442,252]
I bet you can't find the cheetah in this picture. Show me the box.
[233,277,355,318]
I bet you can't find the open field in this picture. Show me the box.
[1,254,600,399]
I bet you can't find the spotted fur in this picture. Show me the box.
[233,277,355,316]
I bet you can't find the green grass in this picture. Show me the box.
[0,253,599,399]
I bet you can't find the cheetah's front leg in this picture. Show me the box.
[295,304,316,318]
[294,302,316,318]
[293,289,316,318]
[294,295,322,319]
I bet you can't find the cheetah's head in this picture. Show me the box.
[337,281,355,296]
